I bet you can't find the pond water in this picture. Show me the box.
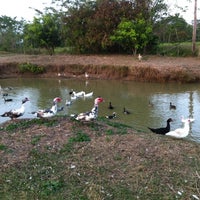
[0,78,200,143]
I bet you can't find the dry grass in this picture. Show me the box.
[0,116,200,199]
[0,54,200,82]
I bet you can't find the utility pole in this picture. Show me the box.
[192,0,197,54]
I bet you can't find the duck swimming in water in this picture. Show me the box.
[1,97,29,120]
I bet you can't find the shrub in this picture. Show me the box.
[18,63,45,74]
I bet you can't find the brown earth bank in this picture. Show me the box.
[0,116,200,199]
[1,54,200,82]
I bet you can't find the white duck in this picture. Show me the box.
[166,118,194,138]
[83,91,93,98]
[1,97,29,120]
[34,97,62,118]
[73,97,104,121]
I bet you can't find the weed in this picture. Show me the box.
[69,131,91,143]
[31,135,43,145]
[41,179,64,195]
[0,144,7,151]
[106,129,114,135]
[5,118,58,132]
[18,63,45,74]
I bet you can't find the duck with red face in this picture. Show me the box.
[32,97,62,118]
[74,97,104,121]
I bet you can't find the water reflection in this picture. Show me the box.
[0,78,200,143]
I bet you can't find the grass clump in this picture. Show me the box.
[4,118,58,132]
[69,131,91,143]
[18,62,45,74]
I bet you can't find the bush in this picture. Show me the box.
[18,63,45,74]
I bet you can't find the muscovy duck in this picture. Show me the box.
[66,99,72,106]
[85,72,89,79]
[74,97,104,121]
[108,102,114,109]
[34,97,62,118]
[69,90,93,99]
[106,112,116,119]
[138,54,142,61]
[1,97,29,120]
[166,118,194,138]
[148,118,173,135]
[170,102,176,110]
[3,96,13,102]
[123,107,131,114]
[83,91,93,98]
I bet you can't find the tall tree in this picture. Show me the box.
[24,14,62,55]
[0,16,25,52]
[110,18,153,54]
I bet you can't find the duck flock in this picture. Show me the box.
[0,85,195,140]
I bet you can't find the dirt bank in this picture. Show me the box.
[1,54,200,82]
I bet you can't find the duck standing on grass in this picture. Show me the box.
[166,118,194,138]
[72,97,104,121]
[1,97,29,120]
[32,97,62,118]
[148,118,173,135]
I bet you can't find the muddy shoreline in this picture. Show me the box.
[0,54,200,82]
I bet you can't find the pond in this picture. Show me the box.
[0,78,200,143]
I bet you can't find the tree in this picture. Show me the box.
[154,14,192,43]
[61,0,167,53]
[110,18,153,54]
[0,16,25,52]
[24,14,61,55]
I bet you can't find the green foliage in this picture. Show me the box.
[0,16,25,52]
[23,14,62,55]
[18,63,45,74]
[158,42,200,56]
[41,179,64,195]
[4,119,57,132]
[61,0,168,54]
[154,14,193,43]
[0,144,7,151]
[110,18,153,54]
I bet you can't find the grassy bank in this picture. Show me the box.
[0,116,200,199]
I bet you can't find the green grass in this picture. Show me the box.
[158,41,200,56]
[3,118,58,132]
[1,117,200,199]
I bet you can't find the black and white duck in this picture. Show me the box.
[32,97,62,118]
[1,97,29,120]
[73,97,104,121]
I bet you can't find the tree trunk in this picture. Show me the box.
[192,0,197,55]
